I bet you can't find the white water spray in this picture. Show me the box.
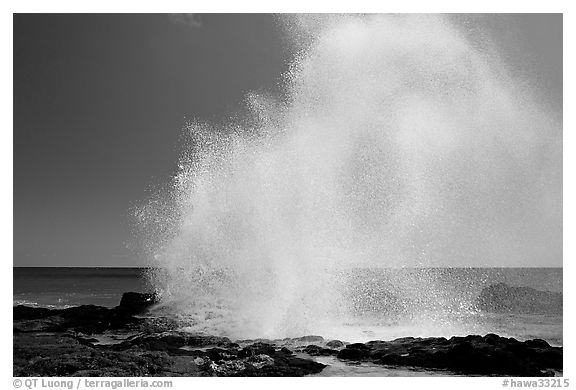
[134,15,561,340]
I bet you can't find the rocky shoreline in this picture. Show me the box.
[13,292,562,377]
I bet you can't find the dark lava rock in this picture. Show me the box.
[13,306,55,320]
[300,344,338,356]
[119,292,158,314]
[114,332,235,353]
[236,338,273,345]
[483,333,501,345]
[206,347,238,362]
[326,339,345,349]
[14,291,561,377]
[14,305,141,334]
[525,339,551,348]
[477,283,562,315]
[291,335,324,343]
[337,349,370,360]
[256,355,325,377]
[13,293,328,377]
[336,334,562,376]
[14,329,325,377]
[13,333,202,377]
[337,343,371,360]
[237,343,277,358]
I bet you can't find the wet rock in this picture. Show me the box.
[248,354,275,369]
[13,333,194,377]
[477,283,562,315]
[291,335,324,344]
[483,333,501,345]
[14,315,67,333]
[14,330,325,377]
[13,295,327,377]
[326,339,345,349]
[237,338,273,345]
[13,305,142,334]
[135,316,182,334]
[336,334,562,376]
[69,334,100,346]
[239,343,275,356]
[206,347,238,362]
[346,342,371,350]
[119,292,158,314]
[337,343,371,360]
[300,344,338,356]
[114,332,235,353]
[525,339,551,349]
[13,306,55,320]
[15,292,561,377]
[250,353,325,376]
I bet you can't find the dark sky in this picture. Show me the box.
[13,14,561,267]
[14,14,289,266]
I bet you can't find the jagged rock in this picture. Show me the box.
[337,344,371,360]
[299,344,338,356]
[336,334,562,376]
[291,335,324,343]
[13,305,141,334]
[113,332,236,354]
[13,333,192,377]
[326,339,345,349]
[13,329,325,377]
[12,292,562,377]
[477,283,562,315]
[13,295,327,377]
[119,292,158,314]
[238,342,276,357]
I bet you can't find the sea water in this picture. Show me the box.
[13,267,562,346]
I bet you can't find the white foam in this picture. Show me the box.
[134,15,561,339]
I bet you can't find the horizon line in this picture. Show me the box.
[12,265,564,269]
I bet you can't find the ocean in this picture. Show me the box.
[13,267,151,308]
[13,267,563,347]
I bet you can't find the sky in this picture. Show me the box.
[13,14,562,267]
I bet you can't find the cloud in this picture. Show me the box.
[169,14,203,29]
